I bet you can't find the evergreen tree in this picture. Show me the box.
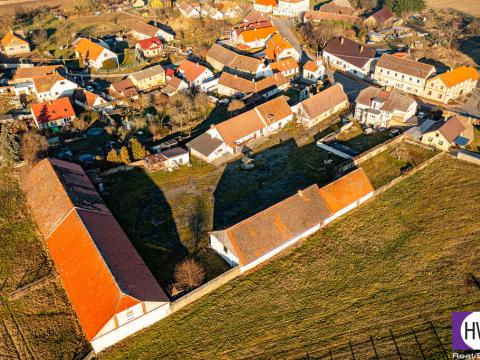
[129,137,146,160]
[385,0,425,15]
[119,146,131,164]
[0,126,20,166]
[106,148,121,163]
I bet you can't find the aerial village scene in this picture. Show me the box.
[0,0,479,358]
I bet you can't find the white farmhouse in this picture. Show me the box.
[210,168,374,272]
[187,96,293,162]
[74,38,118,70]
[177,59,214,87]
[372,53,436,96]
[322,37,377,79]
[354,87,417,128]
[273,0,309,17]
[32,73,78,101]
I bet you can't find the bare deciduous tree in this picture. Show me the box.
[227,99,245,115]
[19,131,48,165]
[174,258,205,291]
[188,197,208,250]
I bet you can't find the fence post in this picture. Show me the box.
[429,322,448,359]
[390,329,402,360]
[349,341,355,360]
[411,329,426,359]
[370,336,379,360]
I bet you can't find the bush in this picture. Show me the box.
[174,258,205,291]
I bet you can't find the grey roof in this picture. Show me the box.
[186,132,224,157]
[129,65,165,82]
[323,37,376,68]
[161,147,188,158]
[206,43,262,74]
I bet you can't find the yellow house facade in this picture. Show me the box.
[128,65,166,91]
[424,66,480,104]
[1,31,30,56]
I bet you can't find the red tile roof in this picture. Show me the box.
[22,159,168,341]
[31,97,76,124]
[137,36,163,50]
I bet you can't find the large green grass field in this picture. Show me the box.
[0,167,86,359]
[101,156,480,359]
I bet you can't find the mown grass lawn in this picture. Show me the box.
[0,167,86,359]
[101,156,480,359]
[360,141,438,189]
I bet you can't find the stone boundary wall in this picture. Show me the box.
[170,266,241,314]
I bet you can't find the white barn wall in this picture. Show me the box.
[91,302,170,353]
[210,235,239,267]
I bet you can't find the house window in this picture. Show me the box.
[126,309,135,322]
[428,137,433,142]
[438,94,442,99]
[428,91,432,95]
[223,245,228,254]
[438,140,444,145]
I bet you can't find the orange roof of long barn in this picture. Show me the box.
[224,184,331,265]
[22,159,168,340]
[319,168,374,213]
[435,66,480,87]
[239,26,277,43]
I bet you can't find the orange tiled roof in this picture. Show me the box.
[264,33,293,60]
[319,168,374,213]
[22,159,168,340]
[435,66,480,88]
[13,65,61,81]
[303,60,318,72]
[31,97,76,124]
[270,57,298,73]
[239,26,277,43]
[223,184,331,265]
[177,59,208,82]
[254,0,277,6]
[32,73,66,93]
[74,38,107,61]
[1,31,28,47]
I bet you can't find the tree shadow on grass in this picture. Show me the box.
[213,138,343,229]
[103,167,187,289]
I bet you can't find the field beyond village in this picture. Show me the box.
[426,0,480,17]
[101,156,480,359]
[0,168,87,359]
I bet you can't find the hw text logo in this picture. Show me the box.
[453,312,480,350]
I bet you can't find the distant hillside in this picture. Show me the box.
[101,156,480,359]
[426,0,480,17]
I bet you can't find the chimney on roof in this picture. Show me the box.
[340,37,344,45]
[298,189,304,198]
[360,45,364,52]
